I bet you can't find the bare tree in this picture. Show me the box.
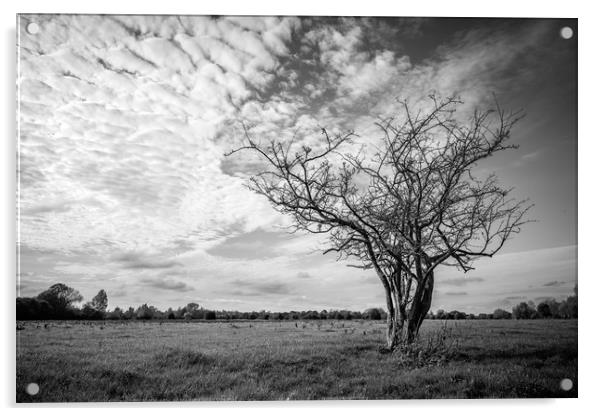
[227,95,531,350]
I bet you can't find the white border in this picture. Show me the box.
[3,1,599,414]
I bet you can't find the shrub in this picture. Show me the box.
[363,308,383,320]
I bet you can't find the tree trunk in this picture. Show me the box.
[385,290,405,350]
[406,270,434,344]
[383,271,434,350]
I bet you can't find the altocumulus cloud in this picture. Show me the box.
[18,15,301,257]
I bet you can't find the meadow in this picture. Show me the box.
[16,319,577,402]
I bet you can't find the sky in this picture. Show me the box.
[17,15,577,313]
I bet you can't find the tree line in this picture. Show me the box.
[16,282,577,321]
[426,286,577,320]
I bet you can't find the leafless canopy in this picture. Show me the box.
[227,94,531,348]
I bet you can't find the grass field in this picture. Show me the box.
[16,319,577,402]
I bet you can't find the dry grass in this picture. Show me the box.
[16,319,577,402]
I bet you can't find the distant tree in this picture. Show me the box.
[512,302,537,319]
[136,304,153,320]
[557,301,568,318]
[566,285,578,318]
[81,289,109,320]
[174,307,186,319]
[203,310,216,320]
[81,303,103,320]
[107,307,123,320]
[435,309,446,319]
[448,310,466,320]
[492,308,512,319]
[531,292,576,320]
[123,306,135,320]
[90,290,108,312]
[364,308,383,320]
[37,283,83,318]
[150,306,164,319]
[542,299,561,318]
[183,311,192,321]
[16,297,53,320]
[186,303,199,313]
[185,303,205,319]
[536,302,552,318]
[229,95,530,349]
[302,310,320,320]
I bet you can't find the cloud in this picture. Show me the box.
[533,296,557,303]
[543,280,567,287]
[229,278,292,296]
[112,251,182,270]
[296,272,311,279]
[206,228,294,260]
[337,50,412,102]
[444,291,468,296]
[522,150,543,160]
[110,287,128,298]
[298,21,413,110]
[140,277,194,292]
[445,292,468,296]
[21,200,73,215]
[438,277,485,287]
[19,16,553,258]
[18,15,298,255]
[21,197,106,217]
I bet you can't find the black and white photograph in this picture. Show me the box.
[16,14,577,402]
